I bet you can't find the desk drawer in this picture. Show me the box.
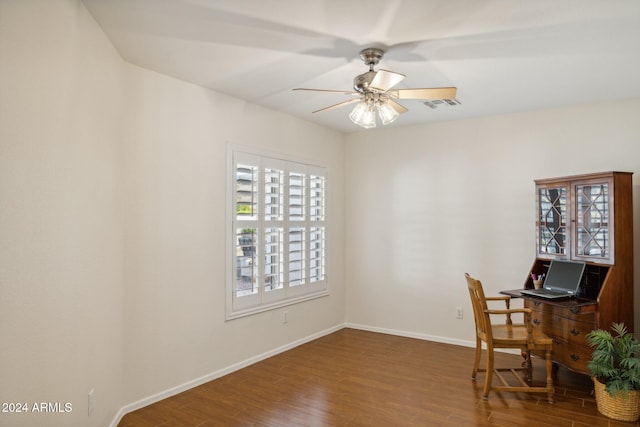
[551,338,592,373]
[526,300,596,321]
[533,338,591,373]
[529,311,594,346]
[562,318,593,346]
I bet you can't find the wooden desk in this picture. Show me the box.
[503,172,635,375]
[501,289,596,374]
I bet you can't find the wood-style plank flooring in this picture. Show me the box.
[118,328,638,426]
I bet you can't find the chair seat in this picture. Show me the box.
[491,324,553,348]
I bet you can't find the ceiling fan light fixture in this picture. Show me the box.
[376,100,400,125]
[349,100,376,129]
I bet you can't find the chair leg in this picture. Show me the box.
[483,347,494,399]
[525,349,532,382]
[472,336,482,380]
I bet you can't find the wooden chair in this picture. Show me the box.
[465,273,554,403]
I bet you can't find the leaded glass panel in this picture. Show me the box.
[575,183,609,258]
[537,186,567,256]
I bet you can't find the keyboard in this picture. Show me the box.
[520,288,574,300]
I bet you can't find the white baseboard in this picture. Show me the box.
[344,323,521,355]
[109,323,345,427]
[344,322,477,348]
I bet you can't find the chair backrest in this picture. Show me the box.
[465,273,491,342]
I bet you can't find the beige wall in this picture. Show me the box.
[0,1,126,426]
[344,99,640,342]
[0,1,345,426]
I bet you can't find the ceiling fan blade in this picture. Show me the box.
[293,88,358,95]
[390,87,457,100]
[369,69,405,92]
[387,98,408,114]
[312,98,362,114]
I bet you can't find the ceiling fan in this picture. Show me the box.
[294,48,457,129]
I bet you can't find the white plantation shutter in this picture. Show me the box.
[228,146,328,319]
[309,170,326,283]
[287,164,306,291]
[233,152,261,309]
[288,227,305,287]
[288,170,305,221]
[235,166,258,220]
[264,168,284,220]
[310,226,325,282]
[264,227,284,292]
[262,158,286,304]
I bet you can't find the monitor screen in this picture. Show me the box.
[544,260,586,294]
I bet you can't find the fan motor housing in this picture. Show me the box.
[353,71,376,93]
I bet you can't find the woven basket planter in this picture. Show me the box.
[593,377,640,422]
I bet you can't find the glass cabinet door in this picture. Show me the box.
[537,185,568,257]
[573,180,611,262]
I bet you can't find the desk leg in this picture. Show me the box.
[545,345,555,403]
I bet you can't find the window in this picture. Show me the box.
[227,146,328,319]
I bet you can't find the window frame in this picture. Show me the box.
[226,144,328,320]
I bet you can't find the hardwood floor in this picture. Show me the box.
[118,328,637,426]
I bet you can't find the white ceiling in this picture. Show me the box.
[83,0,640,133]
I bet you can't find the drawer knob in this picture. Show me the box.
[570,307,581,314]
[570,328,580,336]
[570,354,580,361]
[534,301,542,307]
[533,318,541,325]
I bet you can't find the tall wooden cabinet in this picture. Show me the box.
[523,171,634,374]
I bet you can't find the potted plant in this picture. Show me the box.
[586,322,640,422]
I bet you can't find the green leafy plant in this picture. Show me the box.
[237,205,253,215]
[586,323,640,395]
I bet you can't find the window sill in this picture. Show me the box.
[225,289,329,321]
